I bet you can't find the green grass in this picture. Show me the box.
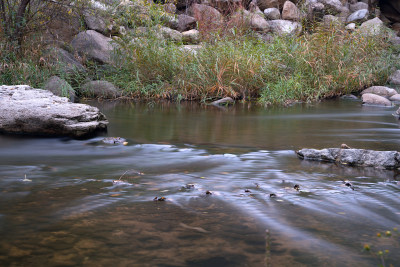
[106,23,399,104]
[1,11,399,105]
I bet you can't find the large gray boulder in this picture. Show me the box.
[269,20,302,35]
[0,85,108,138]
[361,86,397,97]
[43,47,86,74]
[361,93,392,106]
[80,80,121,99]
[297,148,400,169]
[71,30,115,64]
[43,76,75,102]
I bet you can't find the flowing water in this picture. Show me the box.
[0,99,399,267]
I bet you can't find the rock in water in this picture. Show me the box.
[296,148,400,169]
[0,85,108,138]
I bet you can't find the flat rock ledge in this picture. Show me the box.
[296,148,400,169]
[0,85,108,138]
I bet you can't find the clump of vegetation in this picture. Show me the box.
[1,0,399,105]
[109,22,399,104]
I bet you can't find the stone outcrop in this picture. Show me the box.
[297,148,400,169]
[0,85,108,138]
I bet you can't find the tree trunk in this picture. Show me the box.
[13,0,31,45]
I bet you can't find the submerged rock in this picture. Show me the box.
[0,85,108,138]
[211,97,234,106]
[297,148,400,169]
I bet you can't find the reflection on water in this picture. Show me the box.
[0,100,399,266]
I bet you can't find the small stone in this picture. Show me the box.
[206,190,212,195]
[345,23,356,31]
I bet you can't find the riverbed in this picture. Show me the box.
[0,99,399,266]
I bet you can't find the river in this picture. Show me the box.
[0,99,399,266]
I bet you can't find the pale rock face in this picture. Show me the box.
[0,85,108,137]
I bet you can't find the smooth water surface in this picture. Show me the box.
[0,99,399,266]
